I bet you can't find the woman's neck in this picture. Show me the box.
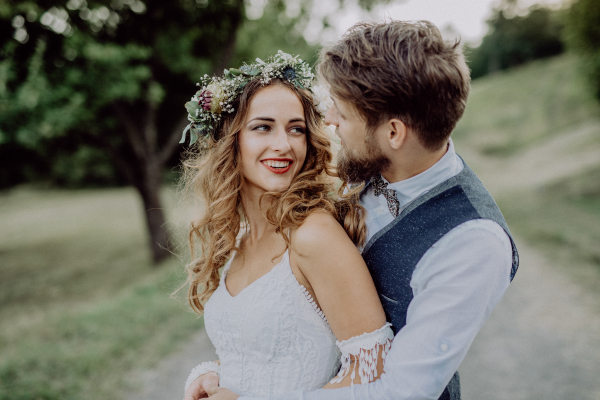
[240,186,278,244]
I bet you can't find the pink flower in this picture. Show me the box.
[199,90,213,111]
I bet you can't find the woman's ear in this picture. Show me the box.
[387,119,407,150]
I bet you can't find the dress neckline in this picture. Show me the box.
[222,249,289,298]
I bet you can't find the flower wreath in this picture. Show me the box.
[180,50,333,146]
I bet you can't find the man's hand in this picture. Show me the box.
[184,371,220,399]
[204,381,240,400]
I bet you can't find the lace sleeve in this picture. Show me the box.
[329,322,394,385]
[184,361,221,392]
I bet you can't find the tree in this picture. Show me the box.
[466,2,564,79]
[0,0,391,263]
[1,0,246,263]
[563,0,600,101]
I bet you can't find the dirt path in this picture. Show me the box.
[459,240,600,400]
[127,328,218,400]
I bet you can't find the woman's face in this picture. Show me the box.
[239,84,307,197]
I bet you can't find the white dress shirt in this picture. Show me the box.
[240,139,513,400]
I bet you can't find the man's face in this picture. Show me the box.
[324,95,390,184]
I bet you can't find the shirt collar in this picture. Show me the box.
[383,139,460,207]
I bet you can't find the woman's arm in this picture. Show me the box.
[290,212,393,388]
[184,360,221,399]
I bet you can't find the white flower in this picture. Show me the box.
[312,84,334,115]
[206,83,226,113]
[278,51,294,62]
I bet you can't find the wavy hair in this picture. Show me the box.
[180,78,367,314]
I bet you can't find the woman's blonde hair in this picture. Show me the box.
[180,78,366,314]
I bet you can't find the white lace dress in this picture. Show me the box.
[184,249,394,397]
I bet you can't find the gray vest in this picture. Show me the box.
[362,158,519,400]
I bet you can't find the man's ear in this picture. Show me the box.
[387,119,407,150]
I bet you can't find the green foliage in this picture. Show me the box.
[466,3,565,79]
[0,0,390,189]
[0,0,245,189]
[563,0,600,102]
[234,0,320,66]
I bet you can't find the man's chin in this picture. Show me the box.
[337,155,390,184]
[337,163,378,184]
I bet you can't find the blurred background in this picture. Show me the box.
[1,0,600,399]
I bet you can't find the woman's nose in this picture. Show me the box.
[271,127,292,153]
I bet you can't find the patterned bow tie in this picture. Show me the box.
[371,174,400,218]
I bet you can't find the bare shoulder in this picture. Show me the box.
[291,211,351,257]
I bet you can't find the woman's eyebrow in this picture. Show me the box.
[249,117,275,122]
[289,118,305,123]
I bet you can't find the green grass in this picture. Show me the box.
[454,54,600,156]
[453,53,600,283]
[502,164,600,262]
[0,187,202,400]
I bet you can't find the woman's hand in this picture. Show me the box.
[204,381,240,399]
[184,371,220,399]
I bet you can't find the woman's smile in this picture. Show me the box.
[238,84,307,196]
[261,158,293,174]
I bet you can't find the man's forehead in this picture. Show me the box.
[331,94,352,113]
[331,94,363,120]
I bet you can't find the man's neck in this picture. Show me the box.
[381,142,448,184]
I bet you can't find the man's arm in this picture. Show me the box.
[235,219,512,400]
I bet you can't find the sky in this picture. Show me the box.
[316,0,568,45]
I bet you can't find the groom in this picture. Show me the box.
[205,20,518,400]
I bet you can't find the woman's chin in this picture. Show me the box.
[242,175,296,195]
[261,177,295,193]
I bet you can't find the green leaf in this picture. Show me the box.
[189,128,199,145]
[229,68,243,76]
[179,123,191,144]
[185,101,200,116]
[237,80,249,90]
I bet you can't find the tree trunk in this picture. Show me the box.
[109,0,245,264]
[134,159,171,264]
[113,103,173,264]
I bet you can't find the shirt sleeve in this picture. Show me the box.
[239,219,513,400]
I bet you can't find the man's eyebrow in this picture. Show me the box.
[331,98,343,115]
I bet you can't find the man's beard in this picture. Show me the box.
[337,134,391,184]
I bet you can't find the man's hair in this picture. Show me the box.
[318,20,471,150]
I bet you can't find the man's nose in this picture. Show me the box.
[324,107,337,126]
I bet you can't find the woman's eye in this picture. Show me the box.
[253,125,270,132]
[289,126,306,134]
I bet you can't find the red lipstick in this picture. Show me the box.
[261,158,293,174]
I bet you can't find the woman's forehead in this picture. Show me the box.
[246,85,305,119]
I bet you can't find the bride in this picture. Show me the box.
[179,52,394,400]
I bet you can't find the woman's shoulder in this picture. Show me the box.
[291,211,354,259]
